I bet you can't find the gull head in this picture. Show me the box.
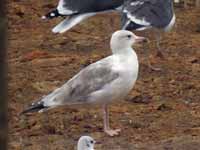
[77,136,95,150]
[110,30,147,53]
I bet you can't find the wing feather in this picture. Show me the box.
[123,0,174,28]
[41,57,119,106]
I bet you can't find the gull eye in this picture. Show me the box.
[127,34,132,39]
[90,140,94,144]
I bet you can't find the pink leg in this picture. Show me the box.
[155,31,165,59]
[103,104,121,136]
[143,42,161,71]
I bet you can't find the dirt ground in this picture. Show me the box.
[8,1,200,150]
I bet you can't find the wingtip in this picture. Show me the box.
[52,28,59,34]
[52,27,64,34]
[41,15,47,20]
[20,101,47,115]
[51,21,70,34]
[42,9,61,20]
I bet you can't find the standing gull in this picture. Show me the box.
[77,136,95,150]
[21,30,147,136]
[42,0,124,33]
[122,0,175,61]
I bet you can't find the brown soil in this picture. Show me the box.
[8,1,200,150]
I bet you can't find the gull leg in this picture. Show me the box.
[155,31,165,59]
[143,40,161,71]
[147,59,161,71]
[103,104,121,136]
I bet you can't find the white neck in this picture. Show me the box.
[78,143,93,150]
[111,46,133,54]
[112,47,138,71]
[112,47,137,58]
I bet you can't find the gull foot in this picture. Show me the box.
[156,51,165,59]
[147,62,161,71]
[104,129,121,136]
[149,65,161,71]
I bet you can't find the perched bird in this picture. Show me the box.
[21,30,147,136]
[122,0,175,69]
[42,0,124,33]
[77,136,95,150]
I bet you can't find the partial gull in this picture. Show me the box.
[42,0,124,33]
[21,30,147,136]
[122,0,175,69]
[77,136,95,150]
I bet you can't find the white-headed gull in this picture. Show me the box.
[42,0,124,33]
[21,30,147,136]
[77,136,95,150]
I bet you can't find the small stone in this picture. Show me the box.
[157,103,172,111]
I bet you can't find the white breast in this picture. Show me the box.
[110,52,139,101]
[88,51,139,105]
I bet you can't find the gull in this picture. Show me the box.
[77,136,95,150]
[42,0,124,33]
[21,30,147,136]
[122,0,175,69]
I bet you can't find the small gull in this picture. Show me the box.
[122,0,175,69]
[21,30,147,136]
[42,0,124,33]
[77,136,95,150]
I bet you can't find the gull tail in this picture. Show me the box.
[42,9,63,20]
[52,13,95,34]
[20,101,49,115]
[121,14,147,31]
[122,19,146,31]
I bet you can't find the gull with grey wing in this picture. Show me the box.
[21,30,147,136]
[42,0,124,33]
